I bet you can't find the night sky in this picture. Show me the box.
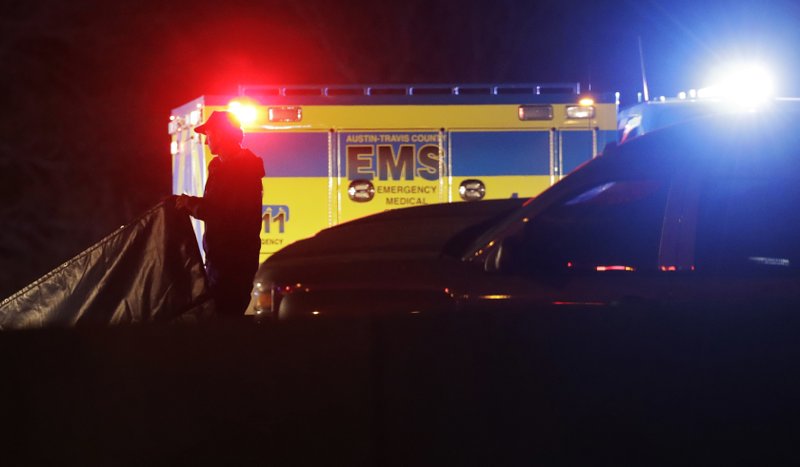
[2,0,799,298]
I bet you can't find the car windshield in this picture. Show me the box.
[463,148,670,265]
[462,160,604,260]
[512,179,668,273]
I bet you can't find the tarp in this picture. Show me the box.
[0,198,213,329]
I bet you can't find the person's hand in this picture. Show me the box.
[175,194,190,211]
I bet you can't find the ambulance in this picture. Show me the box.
[169,84,618,263]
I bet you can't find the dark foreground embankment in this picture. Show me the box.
[2,305,800,466]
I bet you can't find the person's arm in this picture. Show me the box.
[175,194,206,220]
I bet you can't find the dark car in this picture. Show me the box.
[252,110,800,319]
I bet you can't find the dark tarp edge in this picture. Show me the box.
[0,198,213,329]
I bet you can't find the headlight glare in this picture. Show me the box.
[252,281,273,315]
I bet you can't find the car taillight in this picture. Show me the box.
[252,281,273,317]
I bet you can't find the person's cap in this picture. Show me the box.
[194,111,241,135]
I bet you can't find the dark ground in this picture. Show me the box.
[3,304,800,466]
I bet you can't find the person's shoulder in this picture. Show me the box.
[241,148,261,160]
[229,148,265,178]
[208,156,223,170]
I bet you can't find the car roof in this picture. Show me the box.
[608,107,800,179]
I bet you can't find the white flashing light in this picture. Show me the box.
[189,110,201,126]
[700,63,775,108]
[566,105,595,119]
[678,91,687,100]
[228,99,259,126]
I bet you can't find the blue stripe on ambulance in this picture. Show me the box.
[245,132,329,177]
[450,131,550,176]
[337,131,443,181]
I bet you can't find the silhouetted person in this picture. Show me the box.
[176,111,265,317]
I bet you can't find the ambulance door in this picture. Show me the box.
[556,128,616,179]
[448,130,552,202]
[336,130,447,223]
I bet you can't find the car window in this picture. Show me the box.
[695,178,800,276]
[510,179,669,274]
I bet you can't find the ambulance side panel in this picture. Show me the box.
[449,130,552,201]
[244,132,332,262]
[335,130,447,222]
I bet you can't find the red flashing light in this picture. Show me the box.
[227,99,259,126]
